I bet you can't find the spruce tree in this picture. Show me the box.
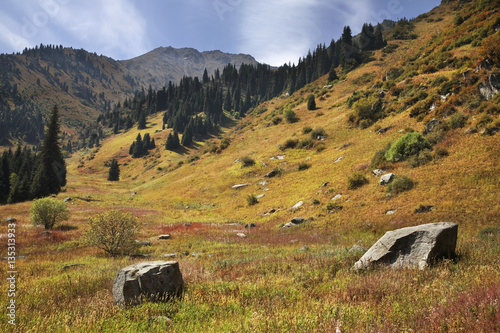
[107,159,120,181]
[307,94,316,110]
[31,105,66,198]
[328,65,338,82]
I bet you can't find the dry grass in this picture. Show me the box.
[1,2,500,331]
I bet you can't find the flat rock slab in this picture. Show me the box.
[113,261,183,306]
[354,222,458,270]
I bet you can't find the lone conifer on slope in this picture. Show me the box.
[31,105,66,198]
[107,159,120,181]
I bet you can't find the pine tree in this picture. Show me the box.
[137,112,146,130]
[181,125,193,146]
[202,68,210,84]
[31,105,66,198]
[328,65,338,82]
[107,159,120,181]
[0,154,10,203]
[307,94,316,110]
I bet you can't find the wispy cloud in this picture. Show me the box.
[234,0,373,66]
[0,0,149,59]
[53,0,149,59]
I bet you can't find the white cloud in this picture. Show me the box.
[53,0,149,59]
[234,0,373,66]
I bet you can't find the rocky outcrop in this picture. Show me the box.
[113,261,183,306]
[354,222,458,270]
[379,173,394,185]
[478,73,500,100]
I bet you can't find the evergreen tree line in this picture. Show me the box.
[0,105,66,204]
[100,22,387,151]
[128,133,156,158]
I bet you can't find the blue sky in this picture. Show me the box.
[0,0,441,66]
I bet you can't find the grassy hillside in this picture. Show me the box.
[1,1,499,331]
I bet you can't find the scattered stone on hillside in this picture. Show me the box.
[320,182,329,187]
[64,197,72,203]
[148,316,172,324]
[424,118,441,134]
[380,173,395,185]
[161,253,177,258]
[291,201,304,211]
[430,103,437,112]
[349,244,368,254]
[264,170,278,178]
[385,209,397,215]
[3,217,17,223]
[372,169,385,177]
[299,246,309,251]
[327,205,343,213]
[415,205,435,213]
[331,194,342,201]
[323,84,333,89]
[277,155,285,160]
[259,181,268,186]
[282,222,296,228]
[377,126,392,134]
[191,252,203,257]
[334,157,343,163]
[61,263,85,270]
[256,194,265,199]
[231,183,249,189]
[291,217,307,225]
[269,208,276,214]
[135,240,152,246]
[131,192,137,197]
[354,222,458,270]
[478,73,500,100]
[245,223,256,228]
[113,261,184,306]
[440,93,450,102]
[159,235,171,240]
[464,127,478,135]
[237,233,247,238]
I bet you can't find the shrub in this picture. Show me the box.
[302,126,313,134]
[310,128,326,140]
[385,132,432,162]
[370,144,391,169]
[449,112,467,129]
[241,156,256,168]
[272,116,283,125]
[425,129,446,145]
[434,147,449,158]
[247,194,258,206]
[281,139,299,150]
[316,143,326,152]
[220,137,231,150]
[298,162,311,171]
[348,172,369,189]
[85,210,139,256]
[298,138,314,149]
[30,197,70,230]
[407,149,433,168]
[386,175,415,194]
[284,109,299,123]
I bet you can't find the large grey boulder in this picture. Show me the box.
[354,222,458,270]
[113,261,183,306]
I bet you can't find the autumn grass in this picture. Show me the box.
[1,3,500,331]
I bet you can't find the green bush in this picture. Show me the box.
[302,126,313,134]
[407,149,433,168]
[30,197,71,230]
[247,194,258,206]
[386,175,415,194]
[241,156,256,168]
[298,138,314,149]
[298,162,311,171]
[371,146,389,169]
[348,172,369,190]
[284,109,299,123]
[385,132,432,162]
[272,117,283,125]
[310,128,326,140]
[85,210,139,256]
[449,113,467,129]
[281,139,299,150]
